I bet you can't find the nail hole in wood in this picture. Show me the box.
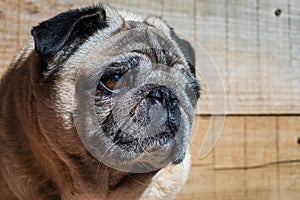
[297,137,300,145]
[275,9,282,17]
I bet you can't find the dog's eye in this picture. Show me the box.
[99,68,137,93]
[106,74,122,89]
[101,74,123,91]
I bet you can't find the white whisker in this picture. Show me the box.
[100,139,120,162]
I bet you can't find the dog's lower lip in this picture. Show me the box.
[110,131,175,155]
[172,158,183,165]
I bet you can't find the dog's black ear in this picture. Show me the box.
[31,5,107,60]
[176,38,195,75]
[170,32,196,75]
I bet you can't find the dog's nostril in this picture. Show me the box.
[169,91,177,101]
[148,87,163,99]
[147,87,178,106]
[168,112,181,133]
[171,100,178,108]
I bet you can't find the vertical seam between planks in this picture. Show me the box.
[161,0,165,17]
[244,116,248,200]
[17,0,20,50]
[193,0,196,43]
[276,116,280,200]
[287,0,293,112]
[256,0,261,100]
[213,119,216,200]
[225,0,229,108]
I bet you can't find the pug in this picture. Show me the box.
[0,3,200,200]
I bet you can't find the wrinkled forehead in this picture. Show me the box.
[110,28,182,60]
[73,27,186,72]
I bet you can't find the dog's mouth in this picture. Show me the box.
[103,115,177,153]
[100,117,185,169]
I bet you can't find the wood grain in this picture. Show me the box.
[1,0,299,114]
[0,0,19,76]
[177,116,300,200]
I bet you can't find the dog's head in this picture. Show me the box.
[31,4,200,173]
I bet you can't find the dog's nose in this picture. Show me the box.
[147,87,178,107]
[147,87,181,132]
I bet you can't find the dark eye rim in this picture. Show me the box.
[99,81,121,93]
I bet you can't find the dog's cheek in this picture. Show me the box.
[54,74,77,130]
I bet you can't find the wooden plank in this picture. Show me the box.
[246,116,277,165]
[224,0,261,114]
[246,166,278,200]
[161,0,195,38]
[1,1,300,114]
[215,169,246,200]
[190,116,214,166]
[254,0,293,113]
[193,0,300,114]
[0,0,19,74]
[178,163,299,200]
[289,0,300,112]
[277,116,300,200]
[194,0,226,115]
[178,116,300,199]
[214,116,245,168]
[176,166,215,200]
[279,163,300,200]
[110,0,163,16]
[278,116,300,161]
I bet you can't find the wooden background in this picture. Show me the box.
[0,0,299,199]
